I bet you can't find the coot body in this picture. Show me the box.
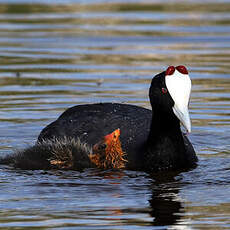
[38,66,198,172]
[39,103,151,169]
[0,138,94,170]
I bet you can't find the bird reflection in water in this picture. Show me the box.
[149,171,185,227]
[90,169,185,227]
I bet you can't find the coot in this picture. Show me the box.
[38,66,198,172]
[1,129,125,170]
[90,128,126,169]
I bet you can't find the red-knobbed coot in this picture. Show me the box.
[38,66,198,172]
[0,129,125,170]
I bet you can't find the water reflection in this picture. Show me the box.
[149,172,184,227]
[92,170,187,227]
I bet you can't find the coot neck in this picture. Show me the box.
[149,109,182,139]
[144,108,186,171]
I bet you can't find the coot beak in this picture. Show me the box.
[165,66,192,133]
[172,103,191,133]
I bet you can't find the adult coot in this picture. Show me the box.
[38,66,198,172]
[1,129,125,170]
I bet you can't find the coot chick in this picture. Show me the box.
[0,129,125,170]
[91,128,126,169]
[38,65,198,172]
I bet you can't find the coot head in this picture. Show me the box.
[149,65,191,133]
[92,128,120,153]
[91,128,126,169]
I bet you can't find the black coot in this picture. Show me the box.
[38,66,198,172]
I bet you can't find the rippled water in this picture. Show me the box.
[0,0,229,229]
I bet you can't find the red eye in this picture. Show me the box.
[176,65,188,74]
[166,66,175,76]
[162,88,167,94]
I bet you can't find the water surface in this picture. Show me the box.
[0,0,229,229]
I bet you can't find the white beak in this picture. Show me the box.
[165,69,192,133]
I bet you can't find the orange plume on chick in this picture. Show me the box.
[90,129,126,169]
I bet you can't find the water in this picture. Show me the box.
[0,0,229,229]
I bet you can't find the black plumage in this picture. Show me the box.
[38,70,198,172]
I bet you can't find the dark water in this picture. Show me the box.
[0,0,229,229]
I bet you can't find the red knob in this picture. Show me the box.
[176,65,188,74]
[166,66,175,76]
